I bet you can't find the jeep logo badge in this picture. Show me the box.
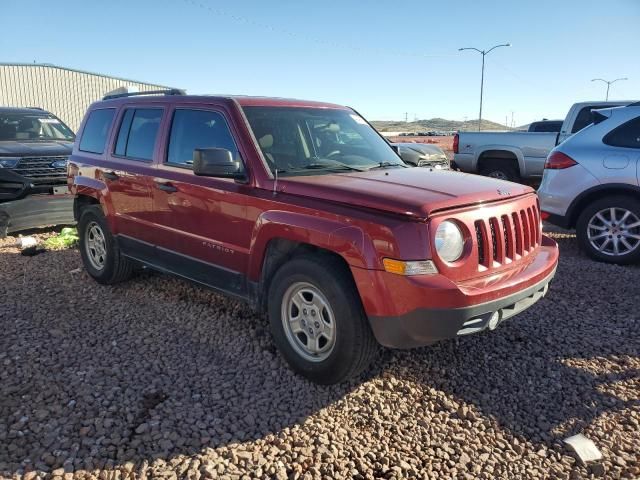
[497,189,511,196]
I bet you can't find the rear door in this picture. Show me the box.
[601,115,640,186]
[102,105,164,241]
[148,105,254,296]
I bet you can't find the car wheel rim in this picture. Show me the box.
[488,171,508,180]
[281,282,336,362]
[85,221,107,270]
[587,207,640,257]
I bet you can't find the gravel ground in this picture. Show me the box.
[0,228,638,480]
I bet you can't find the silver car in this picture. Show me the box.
[539,103,640,264]
[391,142,450,169]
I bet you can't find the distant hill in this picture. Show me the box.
[371,118,511,133]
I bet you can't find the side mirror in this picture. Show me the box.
[193,148,245,180]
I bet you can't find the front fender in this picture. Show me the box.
[70,173,116,230]
[247,210,378,281]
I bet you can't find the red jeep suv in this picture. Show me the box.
[68,91,558,384]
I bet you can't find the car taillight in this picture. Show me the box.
[544,151,577,169]
[453,133,459,154]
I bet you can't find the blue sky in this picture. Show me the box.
[2,0,639,125]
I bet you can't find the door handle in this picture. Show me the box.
[103,171,119,181]
[155,181,178,193]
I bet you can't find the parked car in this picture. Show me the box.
[391,142,449,169]
[68,91,559,384]
[0,107,75,236]
[527,120,563,133]
[453,101,636,182]
[539,103,640,264]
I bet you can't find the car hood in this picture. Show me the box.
[281,168,533,219]
[392,143,445,156]
[0,140,73,156]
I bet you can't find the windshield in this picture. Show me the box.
[243,106,405,176]
[0,112,75,141]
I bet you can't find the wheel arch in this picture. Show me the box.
[566,183,640,228]
[476,147,524,175]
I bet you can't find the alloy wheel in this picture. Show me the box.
[587,207,640,257]
[85,221,107,270]
[281,282,336,362]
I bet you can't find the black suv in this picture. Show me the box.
[0,107,76,236]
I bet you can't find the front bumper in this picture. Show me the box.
[0,194,75,237]
[359,236,559,348]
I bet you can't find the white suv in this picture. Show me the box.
[539,103,640,264]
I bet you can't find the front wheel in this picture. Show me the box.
[268,255,378,384]
[576,196,640,264]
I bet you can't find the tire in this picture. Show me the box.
[267,254,378,384]
[479,160,521,183]
[576,195,640,264]
[78,205,134,284]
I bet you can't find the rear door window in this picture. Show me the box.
[166,109,241,167]
[114,108,163,161]
[79,109,115,154]
[603,116,640,149]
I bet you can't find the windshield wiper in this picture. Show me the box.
[366,161,408,171]
[301,162,366,172]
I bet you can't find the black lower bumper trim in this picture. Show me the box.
[368,268,557,349]
[0,195,75,237]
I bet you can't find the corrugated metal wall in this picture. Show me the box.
[0,64,171,132]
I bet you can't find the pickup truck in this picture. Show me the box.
[453,101,636,182]
[68,91,559,384]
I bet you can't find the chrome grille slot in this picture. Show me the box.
[475,220,487,267]
[12,156,68,185]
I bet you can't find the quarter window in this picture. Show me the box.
[79,109,115,154]
[604,116,640,149]
[166,109,241,167]
[114,108,163,161]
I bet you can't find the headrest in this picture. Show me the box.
[259,134,273,149]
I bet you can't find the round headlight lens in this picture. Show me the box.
[435,221,464,262]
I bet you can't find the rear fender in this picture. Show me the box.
[476,146,525,175]
[70,173,116,231]
[248,210,377,281]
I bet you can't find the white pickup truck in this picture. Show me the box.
[453,101,636,182]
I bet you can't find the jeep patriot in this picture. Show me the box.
[68,91,559,384]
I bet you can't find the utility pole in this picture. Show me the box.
[404,112,409,123]
[510,111,514,128]
[459,43,511,131]
[591,78,628,101]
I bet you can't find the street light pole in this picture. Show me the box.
[459,43,511,131]
[591,78,628,101]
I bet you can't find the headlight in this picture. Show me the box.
[435,221,464,262]
[0,157,20,168]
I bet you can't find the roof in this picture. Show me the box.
[0,62,172,88]
[0,106,52,114]
[98,93,349,110]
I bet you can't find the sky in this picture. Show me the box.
[2,0,639,125]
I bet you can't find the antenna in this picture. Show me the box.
[273,167,279,196]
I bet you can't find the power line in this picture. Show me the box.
[179,0,457,60]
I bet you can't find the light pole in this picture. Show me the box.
[591,78,628,101]
[459,43,511,131]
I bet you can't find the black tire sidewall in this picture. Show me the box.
[78,206,120,283]
[576,196,640,264]
[268,256,372,384]
[480,162,520,182]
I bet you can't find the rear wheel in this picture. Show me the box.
[479,160,521,182]
[78,205,134,284]
[268,254,378,384]
[576,196,640,264]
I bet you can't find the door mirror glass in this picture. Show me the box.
[193,148,244,178]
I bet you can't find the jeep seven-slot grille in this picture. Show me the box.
[474,206,540,269]
[13,156,68,185]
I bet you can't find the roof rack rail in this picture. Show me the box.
[102,88,186,100]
